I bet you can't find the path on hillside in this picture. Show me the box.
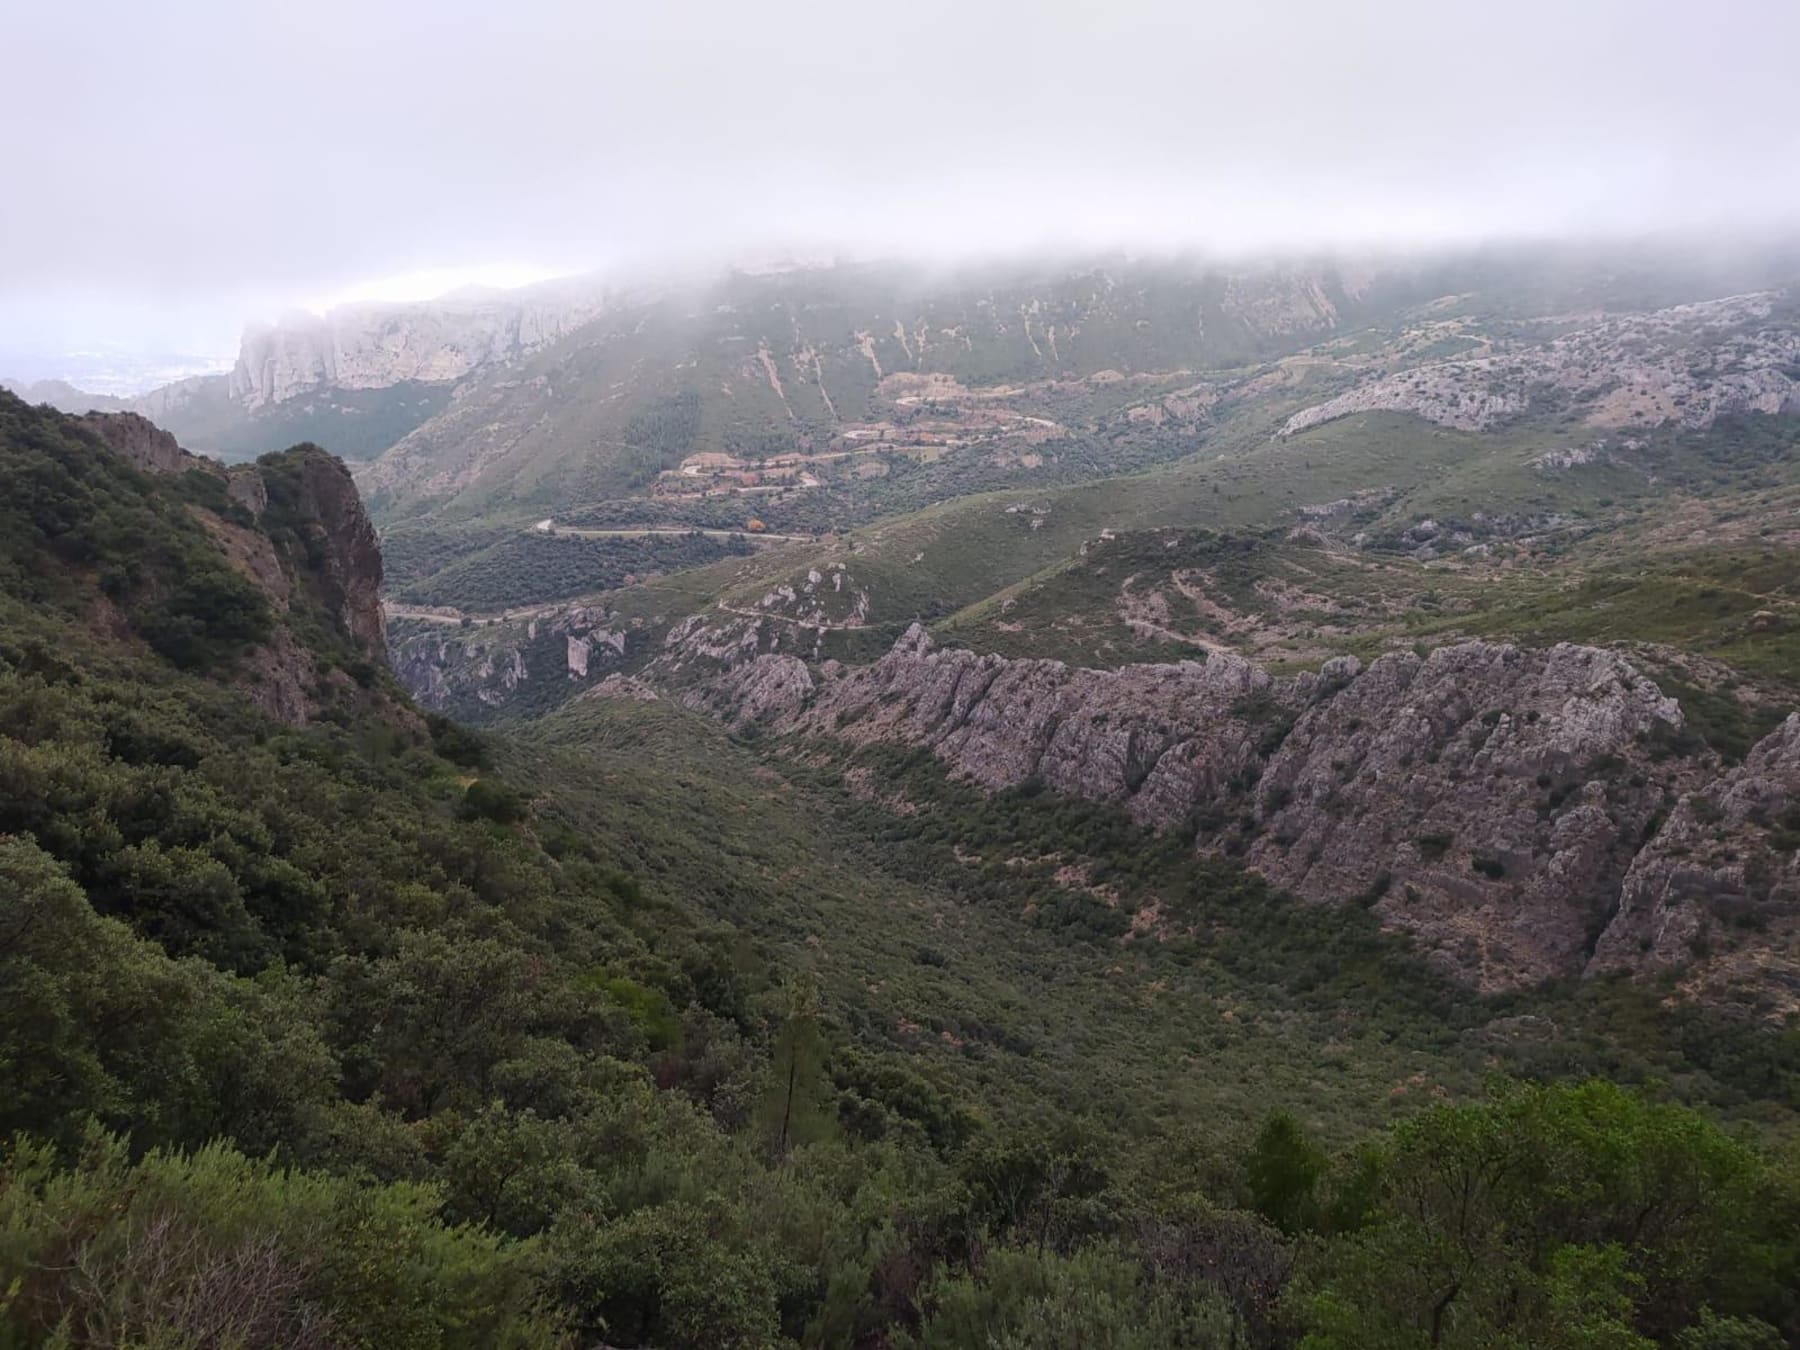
[535,522,817,544]
[384,599,572,627]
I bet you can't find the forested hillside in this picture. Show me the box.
[3,389,1799,1347]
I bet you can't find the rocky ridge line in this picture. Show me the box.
[229,285,609,407]
[1282,292,1800,437]
[667,619,1799,1007]
[80,411,391,724]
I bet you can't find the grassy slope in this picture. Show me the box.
[938,517,1800,682]
[450,408,1566,671]
[511,696,1800,1146]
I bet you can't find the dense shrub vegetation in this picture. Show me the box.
[396,529,754,610]
[0,394,272,667]
[2,392,1797,1346]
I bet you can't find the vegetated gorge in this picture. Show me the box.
[4,245,1800,1350]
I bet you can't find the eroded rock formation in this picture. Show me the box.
[229,287,607,407]
[1282,292,1800,437]
[670,620,1797,1003]
[77,410,190,473]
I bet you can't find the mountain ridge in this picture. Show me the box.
[4,277,614,464]
[657,615,1800,1008]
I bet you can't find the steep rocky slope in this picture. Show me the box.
[390,603,634,711]
[1282,292,1800,437]
[75,409,192,472]
[1592,713,1800,1010]
[228,281,608,407]
[39,400,394,726]
[661,618,1797,1005]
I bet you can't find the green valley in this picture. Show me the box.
[6,242,1800,1350]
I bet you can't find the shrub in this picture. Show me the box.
[461,778,526,823]
[1415,832,1454,861]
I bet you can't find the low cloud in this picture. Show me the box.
[6,0,1798,372]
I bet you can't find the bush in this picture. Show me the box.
[1415,832,1454,861]
[0,1129,558,1348]
[461,778,526,823]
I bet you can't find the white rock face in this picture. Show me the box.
[229,283,608,407]
[671,626,1724,992]
[1282,292,1800,437]
[130,373,223,420]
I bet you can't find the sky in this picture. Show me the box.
[5,0,1799,390]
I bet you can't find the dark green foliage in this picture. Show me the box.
[1675,1310,1789,1350]
[1647,667,1787,765]
[1415,832,1454,861]
[1232,689,1300,759]
[398,527,753,610]
[0,391,272,668]
[0,1129,557,1347]
[624,389,703,459]
[1246,1112,1327,1235]
[1295,1080,1798,1348]
[427,711,490,766]
[138,564,274,668]
[3,393,1798,1346]
[377,516,517,589]
[461,776,527,823]
[758,989,835,1155]
[904,1244,1251,1348]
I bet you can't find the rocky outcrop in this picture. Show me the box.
[394,633,529,711]
[229,285,606,407]
[236,627,319,726]
[1283,376,1531,435]
[1591,714,1800,1014]
[288,452,388,656]
[776,624,1280,821]
[684,653,816,729]
[1246,643,1686,990]
[77,411,190,473]
[388,604,636,714]
[67,406,396,729]
[130,372,226,422]
[1282,292,1800,437]
[191,446,392,722]
[671,621,1800,997]
[581,674,660,703]
[227,466,269,517]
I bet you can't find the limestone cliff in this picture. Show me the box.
[229,284,607,407]
[1591,714,1800,1015]
[284,450,388,655]
[388,605,635,712]
[669,620,1796,1003]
